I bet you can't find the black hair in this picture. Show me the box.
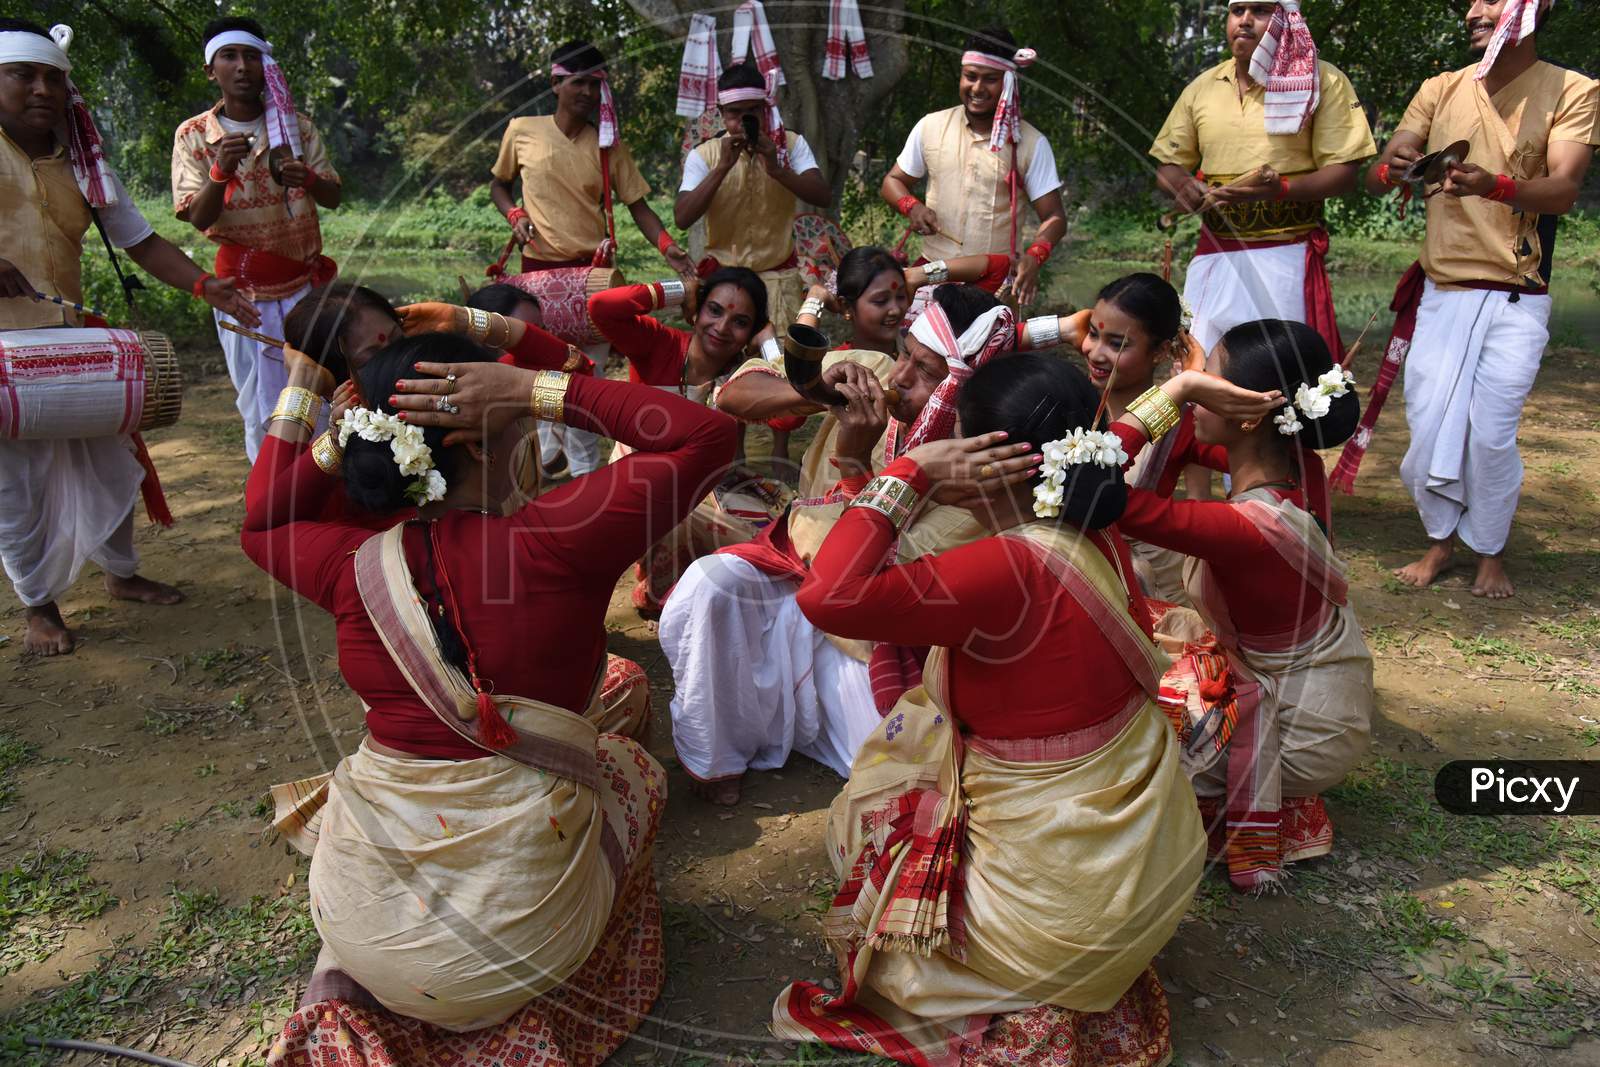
[202,17,268,47]
[959,354,1127,530]
[466,283,539,317]
[929,283,1000,336]
[700,265,770,333]
[343,334,498,515]
[0,19,50,36]
[962,26,1017,62]
[718,61,765,93]
[835,246,905,307]
[551,39,606,75]
[283,282,398,385]
[1218,319,1360,451]
[1096,272,1182,345]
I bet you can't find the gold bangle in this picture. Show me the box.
[561,345,587,373]
[849,475,919,530]
[310,430,343,475]
[530,370,569,422]
[1126,386,1181,441]
[271,386,320,431]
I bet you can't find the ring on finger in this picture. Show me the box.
[433,395,455,413]
[446,372,458,391]
[978,464,995,478]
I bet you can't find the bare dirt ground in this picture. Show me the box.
[1,342,1597,1067]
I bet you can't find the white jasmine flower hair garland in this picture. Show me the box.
[1276,366,1355,436]
[1033,428,1128,519]
[337,407,448,505]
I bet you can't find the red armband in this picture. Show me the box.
[1025,241,1053,266]
[895,195,921,217]
[656,230,679,255]
[191,273,213,299]
[1375,162,1404,188]
[1485,174,1517,203]
[208,162,233,184]
[506,206,529,227]
[1275,177,1291,200]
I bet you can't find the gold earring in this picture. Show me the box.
[1240,419,1259,432]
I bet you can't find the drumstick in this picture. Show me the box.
[33,291,106,319]
[1091,333,1127,430]
[1341,308,1382,369]
[219,320,287,349]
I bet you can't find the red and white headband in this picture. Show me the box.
[204,30,303,157]
[552,60,617,148]
[959,47,1036,73]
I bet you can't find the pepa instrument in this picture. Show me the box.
[782,323,899,409]
[502,265,623,347]
[0,327,183,440]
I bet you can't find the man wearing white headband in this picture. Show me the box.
[173,17,342,463]
[1354,0,1595,600]
[0,18,260,656]
[880,26,1065,307]
[675,61,830,461]
[1151,3,1374,363]
[490,38,692,478]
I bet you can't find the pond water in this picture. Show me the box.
[336,249,1600,353]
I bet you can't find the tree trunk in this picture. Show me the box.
[621,0,911,208]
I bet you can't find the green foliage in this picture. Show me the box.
[0,850,117,975]
[0,731,38,812]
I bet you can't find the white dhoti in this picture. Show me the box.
[1183,242,1307,354]
[661,553,879,781]
[536,343,606,476]
[216,283,314,462]
[0,436,143,606]
[1400,280,1550,555]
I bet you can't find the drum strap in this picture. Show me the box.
[87,202,146,310]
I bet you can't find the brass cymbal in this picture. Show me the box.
[1403,139,1470,187]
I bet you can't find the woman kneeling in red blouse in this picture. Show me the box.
[247,335,736,1060]
[772,354,1272,1065]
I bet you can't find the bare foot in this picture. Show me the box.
[689,776,743,806]
[23,603,75,655]
[105,573,185,605]
[1471,555,1515,599]
[1394,541,1455,588]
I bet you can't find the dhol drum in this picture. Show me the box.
[503,265,623,347]
[0,327,182,440]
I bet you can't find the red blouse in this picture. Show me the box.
[796,457,1151,740]
[1110,421,1324,644]
[241,374,739,759]
[588,283,693,386]
[1144,409,1228,496]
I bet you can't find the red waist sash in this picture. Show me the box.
[215,243,337,293]
[695,252,800,277]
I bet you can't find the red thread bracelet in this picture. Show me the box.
[1276,177,1291,200]
[656,230,678,255]
[895,195,921,217]
[191,273,212,299]
[506,206,529,227]
[1025,241,1053,265]
[208,162,234,184]
[1485,174,1517,203]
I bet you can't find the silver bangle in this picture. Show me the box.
[923,260,950,284]
[658,279,686,308]
[798,296,826,319]
[1024,315,1062,350]
[760,336,783,363]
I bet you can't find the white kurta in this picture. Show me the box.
[661,553,880,781]
[0,437,142,606]
[1183,242,1307,354]
[216,282,315,462]
[1400,280,1550,555]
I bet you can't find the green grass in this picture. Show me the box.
[0,851,117,976]
[0,885,318,1063]
[0,731,39,812]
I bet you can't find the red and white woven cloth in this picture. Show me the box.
[552,60,618,148]
[1476,0,1546,81]
[0,328,152,440]
[961,46,1037,153]
[731,1,784,86]
[675,12,721,119]
[1247,2,1320,134]
[823,0,873,80]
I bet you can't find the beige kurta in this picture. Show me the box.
[918,106,1048,261]
[492,116,650,262]
[1398,61,1600,287]
[171,106,339,299]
